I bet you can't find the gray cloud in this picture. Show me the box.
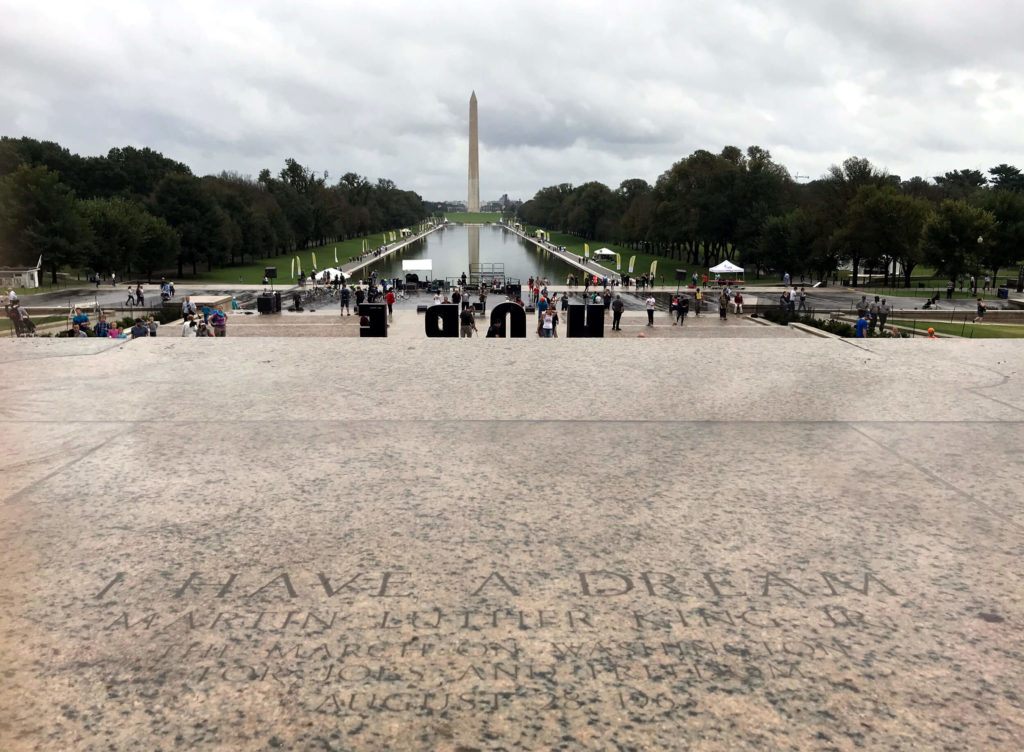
[1,0,1022,201]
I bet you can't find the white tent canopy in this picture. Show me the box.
[709,260,744,273]
[402,259,433,271]
[592,248,617,258]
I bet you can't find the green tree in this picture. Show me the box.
[974,189,1024,284]
[0,164,88,283]
[922,200,996,282]
[835,186,931,287]
[989,164,1024,193]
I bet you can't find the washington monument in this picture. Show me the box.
[468,91,480,212]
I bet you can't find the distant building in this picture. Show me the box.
[0,253,42,289]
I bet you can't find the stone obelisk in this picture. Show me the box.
[467,91,480,212]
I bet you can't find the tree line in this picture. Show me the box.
[0,137,427,283]
[518,146,1024,286]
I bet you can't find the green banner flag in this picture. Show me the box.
[616,253,621,271]
[650,260,658,281]
[628,255,636,273]
[584,243,590,258]
[382,233,387,245]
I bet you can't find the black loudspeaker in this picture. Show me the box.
[424,304,459,337]
[586,304,605,337]
[257,293,275,314]
[566,304,587,337]
[567,304,605,338]
[358,303,387,337]
[675,269,687,281]
[489,302,527,338]
[265,267,277,279]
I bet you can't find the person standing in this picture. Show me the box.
[541,310,554,337]
[209,307,227,337]
[677,295,689,324]
[783,271,790,287]
[974,297,986,323]
[182,296,197,318]
[536,294,548,321]
[869,296,881,334]
[451,288,461,308]
[385,288,396,319]
[602,289,612,311]
[798,287,807,311]
[135,285,144,306]
[611,294,624,331]
[694,288,702,316]
[946,280,955,300]
[130,318,149,338]
[340,285,351,315]
[146,315,159,337]
[718,291,729,320]
[182,315,198,337]
[459,306,476,338]
[95,315,110,338]
[645,294,656,326]
[856,295,869,318]
[855,313,869,338]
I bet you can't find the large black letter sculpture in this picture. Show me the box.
[488,301,527,338]
[358,303,388,337]
[424,304,460,337]
[566,304,605,338]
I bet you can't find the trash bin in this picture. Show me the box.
[997,287,1009,300]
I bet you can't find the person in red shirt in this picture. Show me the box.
[385,288,396,318]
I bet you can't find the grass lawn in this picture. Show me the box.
[889,319,1024,339]
[0,314,65,333]
[189,227,425,285]
[857,286,985,299]
[445,212,502,223]
[520,227,736,285]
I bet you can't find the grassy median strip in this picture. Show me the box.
[889,319,1024,338]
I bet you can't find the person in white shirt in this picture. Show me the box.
[645,295,656,326]
[181,315,198,337]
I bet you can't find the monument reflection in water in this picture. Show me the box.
[360,224,574,285]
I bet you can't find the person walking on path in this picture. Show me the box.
[611,295,624,331]
[719,291,729,320]
[856,295,869,318]
[694,288,702,316]
[459,306,477,338]
[974,297,986,323]
[385,288,396,319]
[676,295,689,324]
[869,296,881,334]
[645,294,656,326]
[340,285,351,316]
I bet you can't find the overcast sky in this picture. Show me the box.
[2,0,1023,202]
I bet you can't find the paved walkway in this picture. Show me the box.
[224,306,807,340]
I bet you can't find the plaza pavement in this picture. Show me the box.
[1,333,1022,751]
